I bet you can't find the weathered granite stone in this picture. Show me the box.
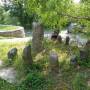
[32,22,44,55]
[8,48,18,60]
[49,52,59,74]
[22,45,33,65]
[0,27,25,38]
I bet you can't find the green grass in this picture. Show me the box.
[0,25,18,31]
[0,79,17,90]
[0,39,90,90]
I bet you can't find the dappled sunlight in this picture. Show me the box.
[0,0,90,89]
[0,42,27,62]
[34,52,44,62]
[50,48,69,62]
[73,0,80,4]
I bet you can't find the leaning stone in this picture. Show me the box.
[65,36,70,45]
[49,52,59,74]
[32,22,44,55]
[8,48,18,60]
[22,45,33,65]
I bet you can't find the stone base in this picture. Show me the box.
[0,27,25,38]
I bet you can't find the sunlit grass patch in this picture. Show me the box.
[0,42,26,60]
[0,25,18,31]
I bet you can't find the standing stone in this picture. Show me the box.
[51,29,59,40]
[22,45,33,65]
[8,48,18,60]
[49,52,59,74]
[65,36,70,45]
[32,22,44,55]
[57,35,62,43]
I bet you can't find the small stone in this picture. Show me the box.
[49,52,59,74]
[8,48,18,60]
[65,36,70,45]
[70,56,77,65]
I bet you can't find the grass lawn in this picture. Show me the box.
[0,25,18,31]
[0,39,90,90]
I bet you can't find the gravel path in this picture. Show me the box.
[0,37,32,42]
[0,60,17,83]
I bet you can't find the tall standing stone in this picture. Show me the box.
[32,22,44,55]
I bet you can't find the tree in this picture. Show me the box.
[5,0,34,28]
[0,6,5,24]
[26,0,90,29]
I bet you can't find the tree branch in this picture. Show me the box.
[58,13,90,21]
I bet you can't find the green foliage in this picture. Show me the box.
[0,6,5,24]
[3,11,20,25]
[0,6,20,25]
[8,0,34,28]
[0,79,16,90]
[25,0,90,29]
[72,72,88,90]
[26,0,72,29]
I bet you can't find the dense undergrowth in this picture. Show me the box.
[0,39,90,90]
